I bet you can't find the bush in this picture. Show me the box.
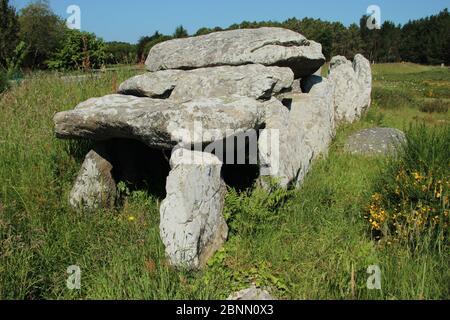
[372,87,418,109]
[105,42,137,65]
[366,124,450,247]
[47,30,106,71]
[419,99,449,114]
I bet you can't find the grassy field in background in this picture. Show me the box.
[0,63,448,300]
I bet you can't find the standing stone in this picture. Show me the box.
[328,55,372,123]
[328,56,361,123]
[69,145,117,210]
[300,75,337,142]
[160,149,228,269]
[260,75,336,188]
[259,99,313,188]
[353,53,372,112]
[146,27,325,78]
[289,95,332,161]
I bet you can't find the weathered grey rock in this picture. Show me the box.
[119,64,294,101]
[69,146,117,210]
[260,76,335,187]
[329,55,349,69]
[119,69,184,98]
[328,55,372,123]
[54,94,266,149]
[146,27,325,78]
[160,149,228,269]
[259,98,313,188]
[227,286,276,300]
[291,79,303,94]
[345,127,406,155]
[353,53,372,111]
[295,76,336,158]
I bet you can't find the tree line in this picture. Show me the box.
[135,9,449,66]
[1,0,449,77]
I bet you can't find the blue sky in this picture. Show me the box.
[11,0,450,43]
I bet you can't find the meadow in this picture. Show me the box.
[0,63,448,300]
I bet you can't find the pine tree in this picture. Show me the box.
[173,25,188,38]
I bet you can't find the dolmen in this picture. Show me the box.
[53,27,372,269]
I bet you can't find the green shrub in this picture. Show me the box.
[366,124,450,247]
[4,41,27,81]
[372,87,418,109]
[419,99,449,114]
[224,181,293,237]
[47,29,106,71]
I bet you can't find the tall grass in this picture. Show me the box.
[0,64,449,300]
[367,124,449,248]
[420,99,449,114]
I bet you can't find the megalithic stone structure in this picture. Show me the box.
[53,27,372,269]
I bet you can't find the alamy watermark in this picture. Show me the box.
[66,265,81,290]
[366,265,382,290]
[66,5,81,30]
[366,5,381,30]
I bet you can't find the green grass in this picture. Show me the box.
[0,63,449,300]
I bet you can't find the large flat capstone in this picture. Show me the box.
[119,64,294,101]
[145,27,325,78]
[54,94,268,149]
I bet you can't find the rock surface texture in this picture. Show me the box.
[119,64,294,101]
[328,54,372,123]
[53,27,372,269]
[69,146,117,210]
[54,94,266,149]
[160,149,228,269]
[227,286,276,300]
[145,27,325,78]
[345,128,406,155]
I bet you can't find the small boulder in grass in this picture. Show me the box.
[345,127,406,156]
[227,285,276,301]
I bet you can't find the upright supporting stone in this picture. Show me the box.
[353,53,372,113]
[299,75,336,157]
[259,77,335,188]
[69,144,117,211]
[160,149,228,269]
[259,99,314,188]
[328,54,372,123]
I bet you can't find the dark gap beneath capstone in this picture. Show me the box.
[222,164,260,193]
[120,88,175,99]
[273,57,324,79]
[107,138,171,199]
[216,132,262,192]
[282,98,293,111]
[301,74,323,93]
